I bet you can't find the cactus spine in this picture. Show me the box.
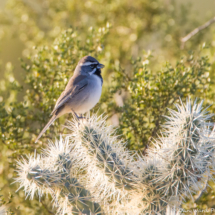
[16,99,215,214]
[16,138,103,215]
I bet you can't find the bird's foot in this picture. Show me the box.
[77,114,86,120]
[73,112,86,123]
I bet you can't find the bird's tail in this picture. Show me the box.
[35,115,57,143]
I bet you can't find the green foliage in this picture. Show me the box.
[1,0,209,66]
[105,52,211,149]
[1,0,215,214]
[1,27,108,154]
[0,191,14,214]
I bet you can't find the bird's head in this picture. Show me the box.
[75,56,104,77]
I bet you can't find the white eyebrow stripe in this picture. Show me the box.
[79,62,98,66]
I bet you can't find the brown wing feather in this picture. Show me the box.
[50,75,88,115]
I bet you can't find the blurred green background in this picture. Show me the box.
[0,0,215,214]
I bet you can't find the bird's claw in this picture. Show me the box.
[73,112,86,122]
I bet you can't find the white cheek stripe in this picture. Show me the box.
[89,68,97,75]
[79,62,98,66]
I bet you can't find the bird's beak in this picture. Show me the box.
[97,63,105,69]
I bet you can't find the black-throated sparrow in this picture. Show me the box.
[35,56,104,143]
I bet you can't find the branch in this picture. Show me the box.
[181,16,215,49]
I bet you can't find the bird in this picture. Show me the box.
[35,56,104,143]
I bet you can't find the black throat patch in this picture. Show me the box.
[94,69,103,85]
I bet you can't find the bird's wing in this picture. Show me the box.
[51,75,88,115]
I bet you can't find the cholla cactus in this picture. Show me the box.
[15,99,215,214]
[144,98,215,213]
[66,115,145,214]
[16,138,103,215]
[0,206,6,215]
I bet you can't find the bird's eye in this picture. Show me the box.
[90,65,96,69]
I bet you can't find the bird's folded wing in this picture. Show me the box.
[51,78,88,115]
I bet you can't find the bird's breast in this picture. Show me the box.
[75,75,102,114]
